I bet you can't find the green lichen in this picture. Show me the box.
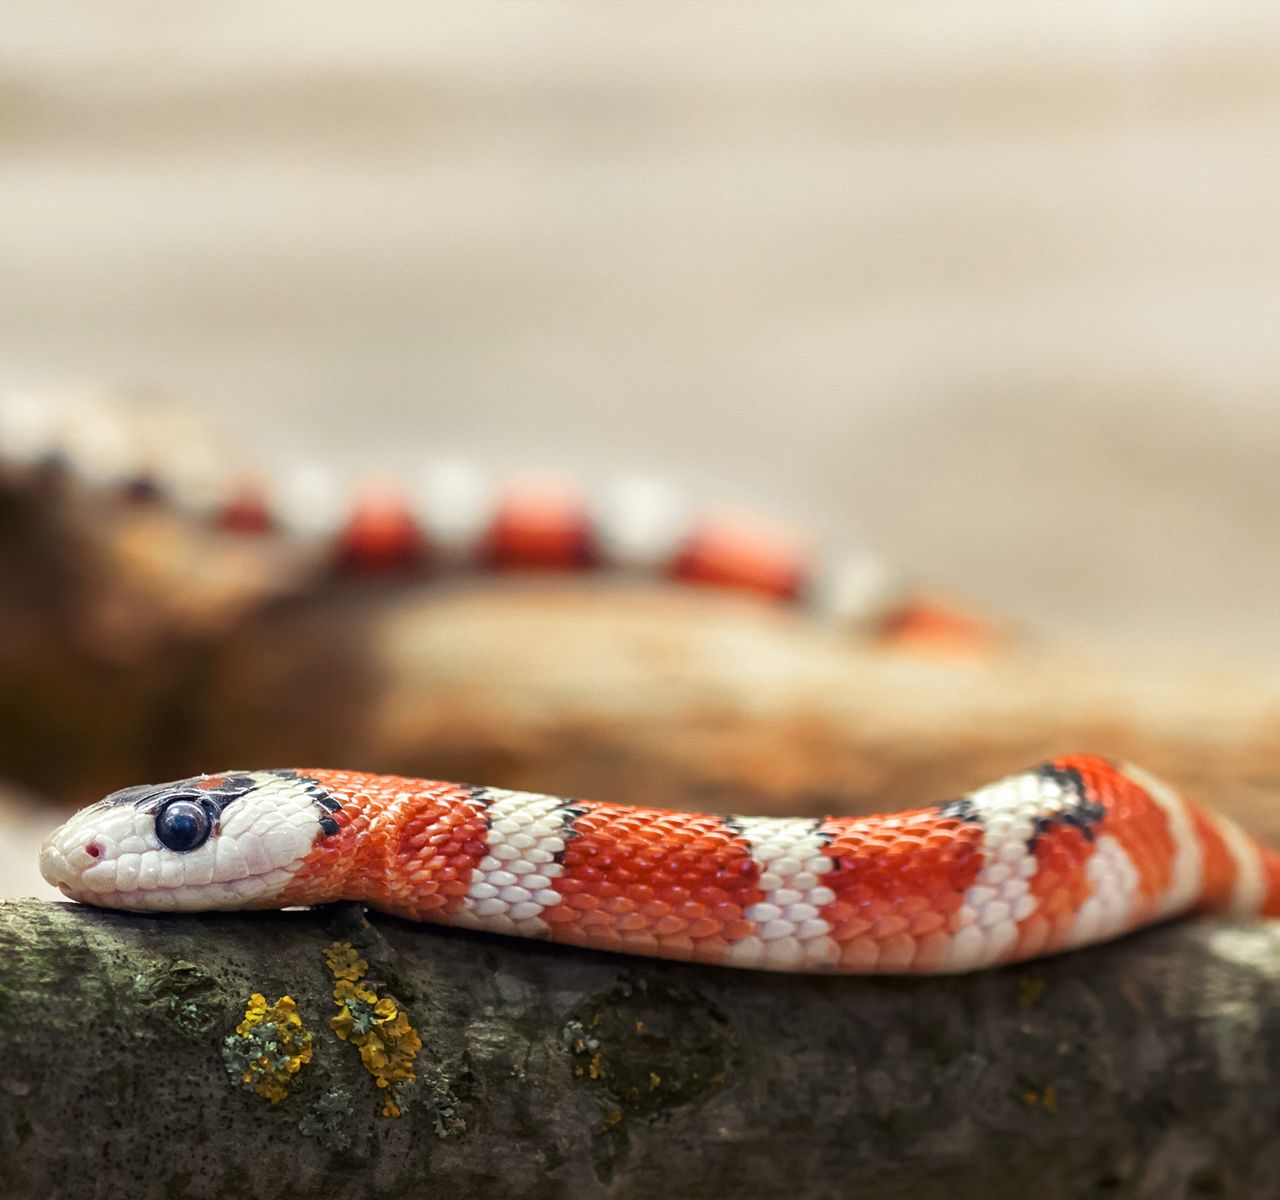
[298,1087,355,1150]
[222,994,313,1104]
[130,960,219,1036]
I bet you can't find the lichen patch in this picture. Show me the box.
[323,941,422,1117]
[222,993,313,1104]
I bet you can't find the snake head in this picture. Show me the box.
[39,770,338,911]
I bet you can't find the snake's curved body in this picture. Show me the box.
[40,756,1280,973]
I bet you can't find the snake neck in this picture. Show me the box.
[277,771,486,915]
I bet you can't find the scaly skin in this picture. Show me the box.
[38,755,1280,974]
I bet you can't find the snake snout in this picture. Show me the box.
[39,821,102,892]
[38,835,70,889]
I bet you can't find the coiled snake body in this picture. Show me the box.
[40,757,1280,973]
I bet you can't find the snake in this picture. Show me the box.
[15,394,1280,972]
[0,390,980,643]
[39,756,1280,973]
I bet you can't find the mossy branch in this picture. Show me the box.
[2,898,1279,1199]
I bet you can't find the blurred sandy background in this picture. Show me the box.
[2,0,1279,663]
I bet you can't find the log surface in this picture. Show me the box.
[2,898,1279,1200]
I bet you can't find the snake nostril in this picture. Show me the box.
[84,842,101,859]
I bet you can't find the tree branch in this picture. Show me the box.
[3,897,1278,1199]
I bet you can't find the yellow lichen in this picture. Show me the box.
[223,993,313,1104]
[323,941,423,1118]
[1022,1084,1058,1113]
[324,942,369,983]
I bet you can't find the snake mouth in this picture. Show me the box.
[50,879,298,912]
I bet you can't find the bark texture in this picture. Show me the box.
[2,897,1279,1200]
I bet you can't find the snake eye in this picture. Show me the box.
[155,798,212,853]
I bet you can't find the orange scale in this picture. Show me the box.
[913,930,951,972]
[909,910,945,936]
[653,915,688,937]
[615,913,651,933]
[671,853,705,873]
[645,864,675,885]
[686,917,723,939]
[909,871,951,900]
[839,936,880,969]
[870,913,910,940]
[630,872,669,896]
[1049,912,1077,945]
[839,883,872,907]
[541,905,578,926]
[656,935,699,960]
[827,905,858,929]
[723,919,755,941]
[584,931,627,955]
[833,917,873,941]
[932,888,967,914]
[656,885,691,905]
[947,864,983,892]
[566,894,599,911]
[618,932,661,954]
[1014,914,1051,960]
[876,933,918,970]
[642,900,672,919]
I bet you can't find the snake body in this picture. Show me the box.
[15,396,1280,971]
[0,393,945,634]
[40,756,1280,973]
